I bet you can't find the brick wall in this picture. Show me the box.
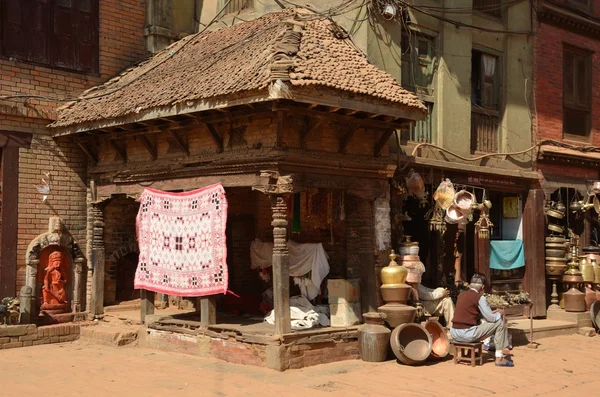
[0,1,148,296]
[534,20,600,145]
[0,323,81,350]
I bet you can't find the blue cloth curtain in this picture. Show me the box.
[490,240,525,270]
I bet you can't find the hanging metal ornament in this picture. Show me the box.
[429,205,445,232]
[475,211,494,240]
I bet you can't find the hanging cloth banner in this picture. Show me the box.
[134,183,228,296]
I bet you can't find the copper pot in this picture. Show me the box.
[380,284,411,304]
[390,323,432,365]
[564,287,586,312]
[358,312,391,362]
[378,303,417,328]
[424,320,449,360]
[585,286,596,311]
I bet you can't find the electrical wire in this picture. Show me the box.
[399,139,600,171]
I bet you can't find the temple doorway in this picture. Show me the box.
[116,252,140,302]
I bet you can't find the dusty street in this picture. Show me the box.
[1,333,598,397]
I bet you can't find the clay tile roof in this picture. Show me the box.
[51,8,426,130]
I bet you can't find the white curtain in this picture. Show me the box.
[483,54,496,78]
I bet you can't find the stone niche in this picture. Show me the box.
[22,217,86,324]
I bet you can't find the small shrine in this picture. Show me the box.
[22,217,86,324]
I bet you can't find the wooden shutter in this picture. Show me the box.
[74,0,99,73]
[1,0,49,63]
[53,0,76,69]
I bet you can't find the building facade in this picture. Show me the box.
[0,0,149,298]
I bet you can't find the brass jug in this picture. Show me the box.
[592,259,600,285]
[381,250,408,285]
[579,256,595,283]
[563,287,586,312]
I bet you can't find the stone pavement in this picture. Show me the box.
[1,333,598,397]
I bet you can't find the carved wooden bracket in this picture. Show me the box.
[169,130,190,156]
[76,141,98,164]
[252,170,294,195]
[374,129,394,157]
[203,123,223,153]
[110,139,127,163]
[139,136,157,160]
[300,118,325,150]
[339,126,356,154]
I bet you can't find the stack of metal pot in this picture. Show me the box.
[545,236,568,278]
[563,237,586,312]
[546,201,566,237]
[377,250,416,328]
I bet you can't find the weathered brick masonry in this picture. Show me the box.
[0,1,148,296]
[0,323,82,349]
[534,1,600,145]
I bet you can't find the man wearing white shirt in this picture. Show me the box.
[415,283,455,329]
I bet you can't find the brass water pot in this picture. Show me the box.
[381,250,408,285]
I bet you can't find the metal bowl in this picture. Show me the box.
[546,209,565,219]
[390,323,432,365]
[548,224,565,234]
[424,320,449,359]
[546,249,568,258]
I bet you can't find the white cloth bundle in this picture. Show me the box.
[264,296,330,330]
[250,239,330,300]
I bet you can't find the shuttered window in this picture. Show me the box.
[0,0,99,74]
[563,47,591,139]
[401,33,436,143]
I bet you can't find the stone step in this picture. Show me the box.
[509,319,579,345]
[80,324,141,347]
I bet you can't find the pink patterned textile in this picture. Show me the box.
[134,183,228,296]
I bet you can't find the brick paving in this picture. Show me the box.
[1,333,597,397]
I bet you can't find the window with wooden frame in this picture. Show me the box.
[0,0,99,74]
[563,46,592,140]
[220,0,253,14]
[401,32,437,143]
[471,49,501,152]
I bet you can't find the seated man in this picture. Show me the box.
[450,274,514,367]
[414,283,455,329]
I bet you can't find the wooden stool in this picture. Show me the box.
[451,341,484,367]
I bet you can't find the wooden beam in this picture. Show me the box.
[110,139,127,162]
[169,130,190,156]
[374,129,394,156]
[203,123,223,153]
[200,296,217,326]
[300,118,325,150]
[139,135,157,160]
[75,141,98,163]
[140,289,155,324]
[339,126,356,153]
[274,104,409,130]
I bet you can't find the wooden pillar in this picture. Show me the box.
[140,289,155,323]
[523,189,546,317]
[253,171,293,336]
[271,195,291,335]
[0,145,19,298]
[200,296,216,326]
[90,203,106,318]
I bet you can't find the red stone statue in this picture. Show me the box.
[41,251,68,313]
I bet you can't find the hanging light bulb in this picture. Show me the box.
[382,4,398,20]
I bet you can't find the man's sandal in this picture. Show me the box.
[495,360,515,367]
